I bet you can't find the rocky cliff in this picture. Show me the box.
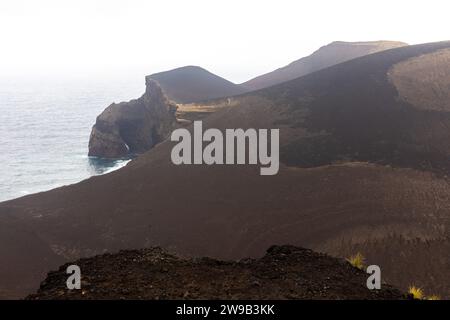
[88,79,177,158]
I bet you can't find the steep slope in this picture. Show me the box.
[147,66,246,103]
[241,41,407,90]
[28,246,405,300]
[1,42,450,299]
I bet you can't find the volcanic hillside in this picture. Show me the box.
[1,41,450,299]
[147,66,246,103]
[241,41,407,90]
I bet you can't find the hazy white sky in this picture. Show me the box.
[0,0,449,83]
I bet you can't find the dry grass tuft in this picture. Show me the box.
[408,286,424,300]
[347,252,365,270]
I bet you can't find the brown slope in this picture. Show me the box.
[27,246,405,300]
[334,237,450,300]
[147,66,246,104]
[241,41,407,90]
[2,157,449,299]
[1,42,450,300]
[1,152,450,298]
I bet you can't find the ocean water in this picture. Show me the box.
[0,76,144,202]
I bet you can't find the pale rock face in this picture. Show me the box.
[88,79,178,158]
[388,48,450,112]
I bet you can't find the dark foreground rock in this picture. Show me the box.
[88,79,177,158]
[27,245,405,300]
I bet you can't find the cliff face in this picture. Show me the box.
[27,245,405,300]
[88,79,177,158]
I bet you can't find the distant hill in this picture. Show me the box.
[147,66,246,103]
[150,42,408,102]
[28,246,405,300]
[241,41,408,90]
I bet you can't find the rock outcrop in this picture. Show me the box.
[88,79,177,158]
[27,245,405,300]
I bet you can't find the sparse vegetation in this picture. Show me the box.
[408,285,441,300]
[347,252,365,270]
[408,286,424,300]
